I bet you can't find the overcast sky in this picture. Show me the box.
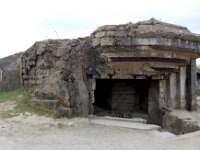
[1,0,200,63]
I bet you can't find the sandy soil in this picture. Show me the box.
[0,101,200,150]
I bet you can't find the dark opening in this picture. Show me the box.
[93,79,149,118]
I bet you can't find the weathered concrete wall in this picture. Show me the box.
[0,69,21,91]
[111,81,135,112]
[91,18,200,54]
[21,38,111,115]
[0,53,22,91]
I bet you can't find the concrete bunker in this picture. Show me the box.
[85,18,200,127]
[21,18,200,133]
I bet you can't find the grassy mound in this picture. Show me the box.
[0,86,57,118]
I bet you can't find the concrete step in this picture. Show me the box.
[31,99,58,109]
[89,116,161,131]
[89,115,147,123]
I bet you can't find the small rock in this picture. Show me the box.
[57,123,64,128]
[58,106,72,117]
[68,122,74,126]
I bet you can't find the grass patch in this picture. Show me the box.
[0,86,58,118]
[0,87,26,102]
[197,84,200,96]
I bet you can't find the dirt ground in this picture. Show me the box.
[0,101,200,150]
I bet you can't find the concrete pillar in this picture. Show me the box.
[188,60,197,110]
[148,80,160,125]
[90,78,96,103]
[88,78,96,114]
[169,73,177,108]
[159,80,166,108]
[179,66,187,109]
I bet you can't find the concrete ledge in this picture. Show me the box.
[89,116,161,131]
[32,99,59,109]
[89,115,147,123]
[162,110,200,134]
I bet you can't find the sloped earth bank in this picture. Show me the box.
[0,101,200,150]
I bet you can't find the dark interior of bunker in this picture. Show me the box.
[93,79,150,118]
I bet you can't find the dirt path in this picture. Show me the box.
[0,101,200,150]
